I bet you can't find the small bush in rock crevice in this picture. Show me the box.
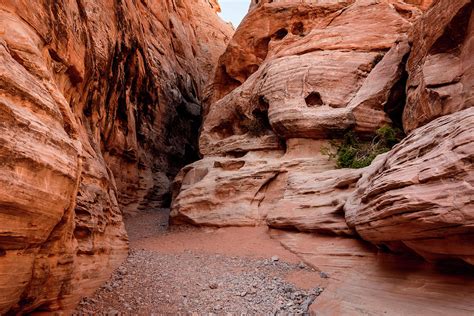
[322,125,403,169]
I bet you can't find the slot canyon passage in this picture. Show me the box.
[0,0,473,314]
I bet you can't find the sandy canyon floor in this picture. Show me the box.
[75,210,326,314]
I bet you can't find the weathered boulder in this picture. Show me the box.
[202,0,423,154]
[346,107,474,265]
[172,139,337,227]
[344,0,473,265]
[266,167,363,236]
[0,0,231,313]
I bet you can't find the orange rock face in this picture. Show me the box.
[0,0,231,313]
[204,0,423,149]
[173,0,425,226]
[346,108,474,265]
[403,0,473,132]
[346,0,474,265]
[345,1,474,264]
[172,0,474,312]
[174,0,473,264]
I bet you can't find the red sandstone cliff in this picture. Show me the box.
[0,0,232,313]
[172,0,473,313]
[1,0,472,314]
[173,0,473,267]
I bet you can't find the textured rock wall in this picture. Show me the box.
[346,107,474,265]
[171,2,473,313]
[172,0,473,266]
[346,0,473,265]
[403,0,472,132]
[0,0,232,313]
[172,0,425,228]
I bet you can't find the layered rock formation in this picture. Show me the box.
[0,0,231,313]
[173,0,426,226]
[172,0,474,312]
[346,0,474,265]
[403,0,473,132]
[173,0,473,265]
[346,107,474,265]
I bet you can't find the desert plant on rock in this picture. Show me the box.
[322,125,403,169]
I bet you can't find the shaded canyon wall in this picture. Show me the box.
[0,0,232,313]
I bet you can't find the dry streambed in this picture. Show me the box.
[75,210,325,314]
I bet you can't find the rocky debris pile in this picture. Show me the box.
[76,249,323,315]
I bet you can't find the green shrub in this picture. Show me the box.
[322,125,403,169]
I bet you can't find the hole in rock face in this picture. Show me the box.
[226,151,247,158]
[273,28,288,40]
[305,92,323,107]
[0,248,5,256]
[385,52,409,130]
[291,22,304,36]
[239,95,272,136]
[212,120,235,138]
[240,114,268,136]
[252,108,272,131]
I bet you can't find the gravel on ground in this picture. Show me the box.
[75,210,325,315]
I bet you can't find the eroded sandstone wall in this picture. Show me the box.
[172,0,473,266]
[0,0,232,313]
[346,0,474,265]
[172,0,426,228]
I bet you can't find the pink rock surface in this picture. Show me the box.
[272,230,474,315]
[403,0,473,132]
[346,107,474,265]
[202,0,423,154]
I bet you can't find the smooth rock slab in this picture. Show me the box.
[271,230,474,315]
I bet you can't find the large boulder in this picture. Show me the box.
[345,0,473,265]
[346,104,474,265]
